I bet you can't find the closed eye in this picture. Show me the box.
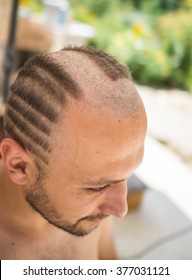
[86,184,111,193]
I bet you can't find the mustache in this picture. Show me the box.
[77,213,108,223]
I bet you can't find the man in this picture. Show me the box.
[0,46,147,259]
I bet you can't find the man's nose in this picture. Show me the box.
[98,182,128,218]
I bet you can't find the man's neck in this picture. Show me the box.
[0,160,48,235]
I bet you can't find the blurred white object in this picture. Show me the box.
[50,21,96,51]
[43,0,69,31]
[135,136,192,220]
[65,20,95,39]
[42,0,95,50]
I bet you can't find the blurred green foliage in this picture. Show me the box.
[157,11,192,90]
[70,0,192,91]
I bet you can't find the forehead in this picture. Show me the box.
[51,98,146,171]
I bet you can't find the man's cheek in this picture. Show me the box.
[72,201,96,217]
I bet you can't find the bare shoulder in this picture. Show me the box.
[98,217,118,260]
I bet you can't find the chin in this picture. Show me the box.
[48,218,100,237]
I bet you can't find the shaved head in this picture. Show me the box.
[3,46,144,170]
[52,48,142,118]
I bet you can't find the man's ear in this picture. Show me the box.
[0,138,29,185]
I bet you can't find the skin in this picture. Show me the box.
[0,87,147,259]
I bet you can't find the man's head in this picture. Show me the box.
[1,46,147,236]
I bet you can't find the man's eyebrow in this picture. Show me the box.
[83,158,144,187]
[83,178,126,186]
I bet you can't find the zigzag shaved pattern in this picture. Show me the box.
[4,46,132,168]
[4,54,82,167]
[22,55,81,99]
[7,106,51,152]
[19,67,65,104]
[5,116,50,165]
[10,82,59,122]
[8,95,51,135]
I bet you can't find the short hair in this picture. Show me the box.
[3,46,132,170]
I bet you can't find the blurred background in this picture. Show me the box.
[0,0,192,259]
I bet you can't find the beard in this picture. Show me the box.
[25,174,107,237]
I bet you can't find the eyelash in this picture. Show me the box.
[87,184,110,193]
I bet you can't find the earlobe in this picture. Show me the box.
[0,138,28,185]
